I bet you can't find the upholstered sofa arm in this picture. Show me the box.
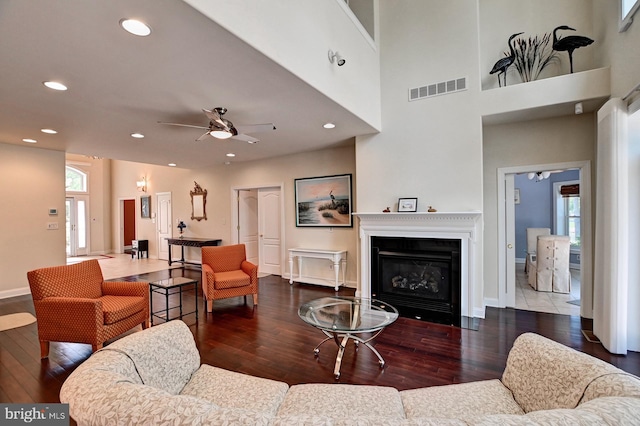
[501,333,624,413]
[35,297,102,341]
[102,281,149,298]
[202,263,214,279]
[241,260,258,280]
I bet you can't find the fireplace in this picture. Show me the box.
[353,211,483,326]
[371,236,461,326]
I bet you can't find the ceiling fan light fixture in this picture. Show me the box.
[43,81,67,91]
[120,19,151,36]
[210,129,233,139]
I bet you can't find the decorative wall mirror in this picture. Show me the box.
[190,181,207,221]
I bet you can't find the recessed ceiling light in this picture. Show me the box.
[43,81,67,91]
[168,163,177,167]
[119,19,151,36]
[22,138,37,143]
[40,128,57,134]
[130,133,145,138]
[323,122,336,129]
[226,153,236,157]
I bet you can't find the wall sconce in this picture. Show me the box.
[136,177,147,192]
[328,49,346,66]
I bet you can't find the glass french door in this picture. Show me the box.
[66,196,89,256]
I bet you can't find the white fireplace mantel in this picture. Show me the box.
[353,211,484,320]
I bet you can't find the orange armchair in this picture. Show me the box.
[27,259,149,358]
[201,244,258,312]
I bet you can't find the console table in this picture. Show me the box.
[288,248,347,291]
[166,237,221,267]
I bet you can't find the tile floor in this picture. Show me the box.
[68,253,178,280]
[515,262,581,316]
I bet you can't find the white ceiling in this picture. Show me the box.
[0,0,377,169]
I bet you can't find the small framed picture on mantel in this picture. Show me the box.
[397,198,418,212]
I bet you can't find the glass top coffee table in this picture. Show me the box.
[298,296,398,379]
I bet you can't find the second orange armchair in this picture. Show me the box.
[201,244,258,312]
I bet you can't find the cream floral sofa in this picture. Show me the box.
[60,320,640,425]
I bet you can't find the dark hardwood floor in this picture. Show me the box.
[1,267,639,404]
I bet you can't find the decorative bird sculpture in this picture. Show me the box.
[490,32,523,87]
[552,25,594,73]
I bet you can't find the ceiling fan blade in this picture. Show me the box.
[158,121,209,130]
[235,123,276,134]
[232,133,260,144]
[195,131,211,141]
[202,108,227,129]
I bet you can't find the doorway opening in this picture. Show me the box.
[497,161,592,319]
[231,184,284,276]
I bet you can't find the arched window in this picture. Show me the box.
[66,166,87,192]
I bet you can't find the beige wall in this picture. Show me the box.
[482,113,596,301]
[0,143,66,297]
[592,0,640,98]
[110,145,359,287]
[479,0,595,90]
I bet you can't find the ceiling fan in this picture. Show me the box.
[159,107,275,143]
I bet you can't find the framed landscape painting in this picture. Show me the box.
[295,174,353,227]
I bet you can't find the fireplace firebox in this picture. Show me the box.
[371,236,461,326]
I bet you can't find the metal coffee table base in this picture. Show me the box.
[313,329,387,379]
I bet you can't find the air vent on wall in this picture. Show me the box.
[409,77,467,102]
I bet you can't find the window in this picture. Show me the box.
[565,196,581,248]
[65,166,87,192]
[554,180,580,250]
[620,0,640,32]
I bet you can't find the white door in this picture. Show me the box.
[258,188,281,275]
[66,196,89,256]
[238,190,259,265]
[157,193,172,260]
[505,174,516,308]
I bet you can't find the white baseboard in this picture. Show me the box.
[473,306,486,319]
[484,297,501,308]
[0,286,31,300]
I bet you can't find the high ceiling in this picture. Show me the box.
[0,0,377,169]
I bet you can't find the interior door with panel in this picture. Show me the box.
[238,189,259,265]
[156,193,172,261]
[258,188,281,275]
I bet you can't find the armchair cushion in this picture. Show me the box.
[213,270,251,289]
[101,295,148,325]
